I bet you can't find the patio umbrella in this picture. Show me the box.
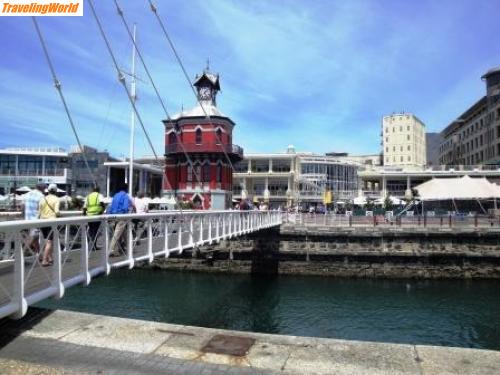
[353,196,367,205]
[15,186,31,193]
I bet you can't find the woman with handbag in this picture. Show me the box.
[39,183,60,267]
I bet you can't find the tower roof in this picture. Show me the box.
[193,71,220,90]
[170,102,226,120]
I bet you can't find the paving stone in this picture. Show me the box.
[416,344,500,375]
[59,315,172,353]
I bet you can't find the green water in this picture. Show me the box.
[38,270,500,350]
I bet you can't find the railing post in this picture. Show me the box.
[12,232,27,319]
[440,216,443,227]
[163,218,170,258]
[81,223,91,286]
[103,219,110,275]
[222,214,226,238]
[64,225,69,252]
[127,220,134,269]
[424,213,427,228]
[208,214,213,243]
[189,216,194,246]
[349,215,352,227]
[178,217,183,252]
[449,215,452,228]
[474,215,478,228]
[216,215,220,240]
[52,225,65,299]
[199,215,204,245]
[147,219,153,263]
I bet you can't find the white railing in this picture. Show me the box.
[0,210,282,320]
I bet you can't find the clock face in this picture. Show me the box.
[199,86,212,100]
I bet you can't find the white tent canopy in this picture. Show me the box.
[415,175,500,201]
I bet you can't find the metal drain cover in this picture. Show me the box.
[201,334,255,356]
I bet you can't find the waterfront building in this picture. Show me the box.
[359,164,500,200]
[0,147,71,195]
[233,146,359,209]
[163,68,243,209]
[103,161,163,197]
[425,133,443,167]
[439,67,500,166]
[69,145,117,196]
[0,145,130,197]
[382,113,426,168]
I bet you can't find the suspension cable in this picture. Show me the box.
[87,0,159,162]
[32,17,97,188]
[147,0,236,173]
[88,0,198,235]
[113,0,202,184]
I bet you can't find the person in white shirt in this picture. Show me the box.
[134,191,149,214]
[133,191,149,241]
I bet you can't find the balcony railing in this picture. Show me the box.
[166,143,243,159]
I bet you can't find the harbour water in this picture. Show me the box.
[37,269,500,350]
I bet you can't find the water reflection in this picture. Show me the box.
[37,270,500,350]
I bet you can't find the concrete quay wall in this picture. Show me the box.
[150,225,500,279]
[1,308,500,374]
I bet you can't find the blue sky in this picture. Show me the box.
[1,0,499,158]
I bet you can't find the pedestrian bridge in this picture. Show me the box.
[0,210,282,320]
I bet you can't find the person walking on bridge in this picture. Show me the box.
[107,183,135,257]
[39,183,60,267]
[83,186,105,251]
[22,183,46,255]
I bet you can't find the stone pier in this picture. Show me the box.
[1,308,500,374]
[149,226,500,278]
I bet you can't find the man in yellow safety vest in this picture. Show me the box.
[83,186,105,251]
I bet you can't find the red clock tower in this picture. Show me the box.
[163,68,243,209]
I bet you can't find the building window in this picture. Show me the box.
[386,137,389,142]
[216,128,222,145]
[407,126,410,131]
[393,146,395,152]
[195,165,201,182]
[216,164,222,182]
[400,156,403,162]
[407,135,410,140]
[407,145,411,151]
[408,156,411,161]
[195,129,202,144]
[202,163,211,182]
[169,132,176,144]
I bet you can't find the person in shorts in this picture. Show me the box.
[39,183,60,266]
[22,183,46,255]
